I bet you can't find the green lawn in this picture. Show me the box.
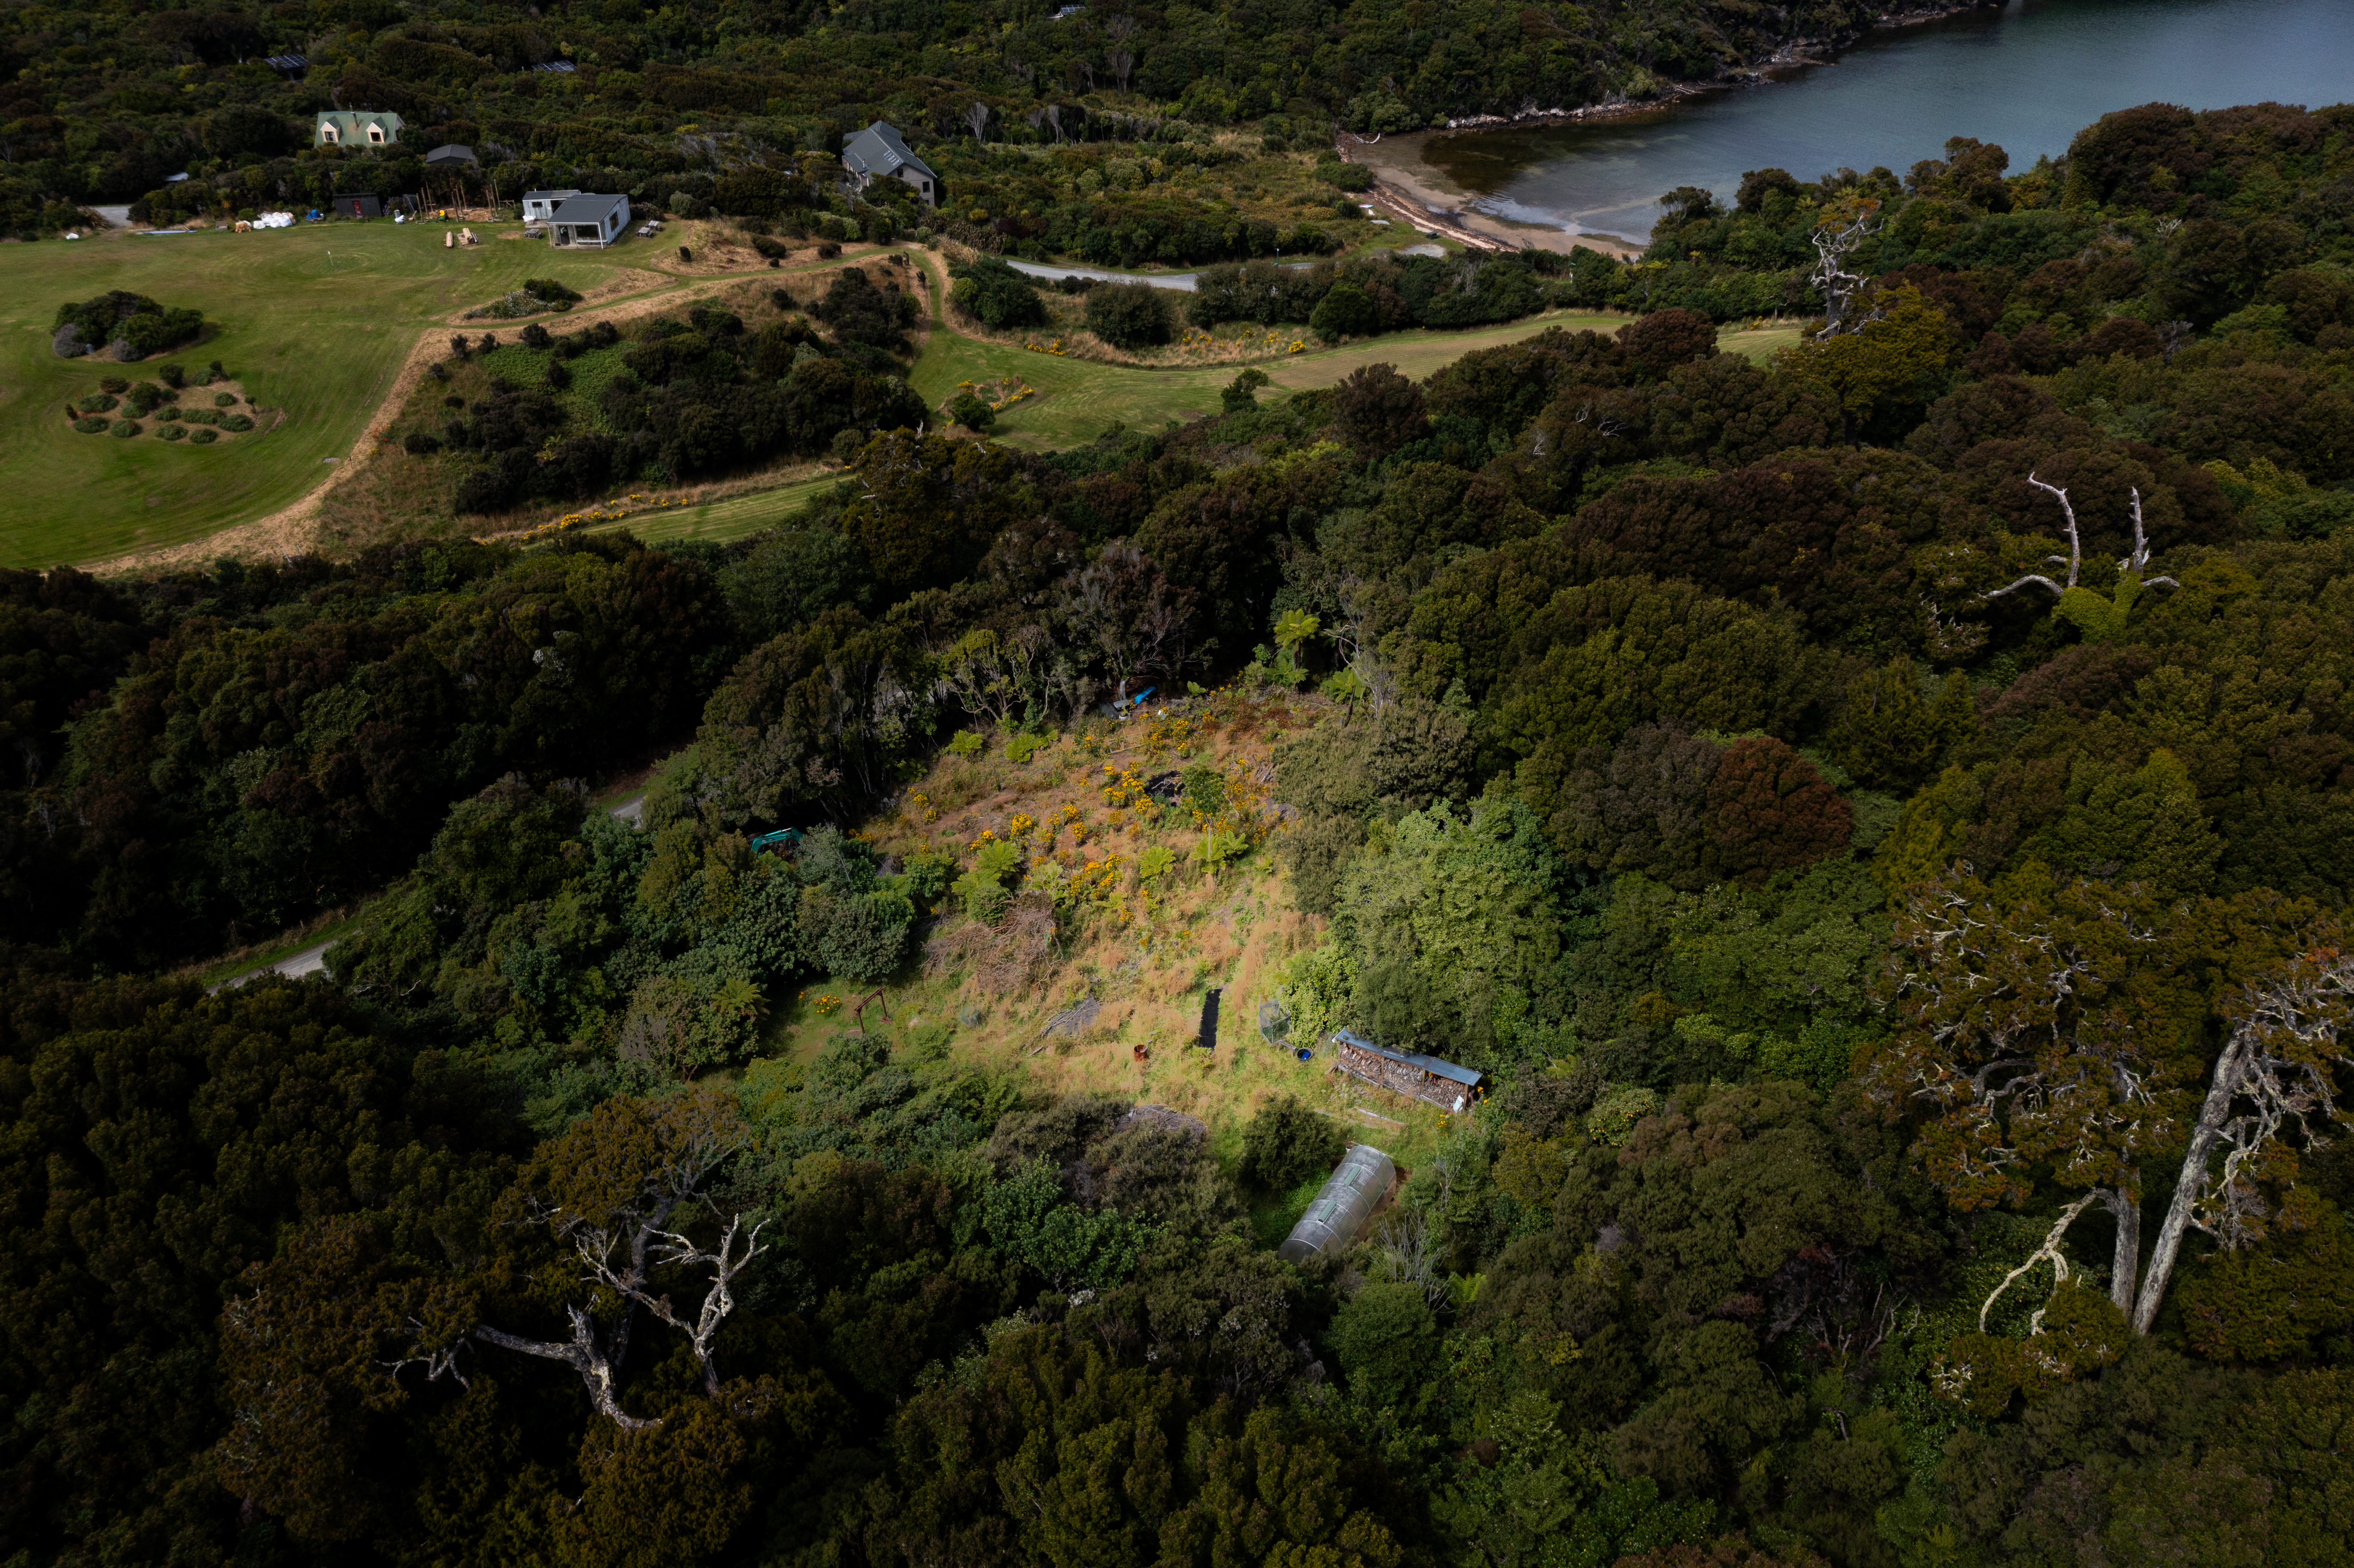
[911,309,1638,449]
[674,306,1794,541]
[1721,322,1802,364]
[0,220,1797,567]
[0,224,663,569]
[583,473,843,546]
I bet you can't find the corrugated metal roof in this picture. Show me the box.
[1333,1028,1484,1087]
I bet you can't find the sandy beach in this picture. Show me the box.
[1341,133,1648,260]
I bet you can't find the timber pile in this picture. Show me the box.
[1333,1034,1472,1110]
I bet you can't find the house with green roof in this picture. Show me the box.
[315,111,404,150]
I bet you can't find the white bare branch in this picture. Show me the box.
[2133,949,2354,1333]
[465,1098,760,1427]
[1990,479,2181,605]
[2117,487,2180,588]
[1980,1190,2102,1333]
[592,1215,768,1398]
[1809,207,1880,339]
[475,1313,660,1432]
[380,1321,471,1389]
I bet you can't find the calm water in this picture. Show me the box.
[1422,0,2354,243]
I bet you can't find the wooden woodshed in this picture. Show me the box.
[1329,1028,1487,1112]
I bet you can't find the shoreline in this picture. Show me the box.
[1339,135,1647,259]
[1425,0,2007,140]
[1339,0,2007,253]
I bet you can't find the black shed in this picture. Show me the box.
[331,192,383,219]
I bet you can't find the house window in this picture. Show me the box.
[368,127,383,143]
[322,127,337,143]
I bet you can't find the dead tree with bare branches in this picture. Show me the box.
[1873,872,2354,1339]
[409,1094,766,1430]
[2134,946,2354,1333]
[1104,14,1137,93]
[1987,474,2179,603]
[1809,201,1880,339]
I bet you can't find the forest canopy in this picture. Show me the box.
[0,93,2352,1568]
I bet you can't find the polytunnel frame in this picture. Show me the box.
[1277,1143,1398,1262]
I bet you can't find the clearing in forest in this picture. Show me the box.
[747,688,1454,1236]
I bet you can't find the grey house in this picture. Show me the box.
[842,122,939,208]
[548,192,630,248]
[522,189,582,223]
[424,144,478,168]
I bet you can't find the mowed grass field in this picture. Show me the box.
[912,310,1801,451]
[909,310,1617,449]
[581,474,844,545]
[0,224,652,568]
[593,308,1804,546]
[2,220,1802,565]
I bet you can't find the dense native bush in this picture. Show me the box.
[4,539,729,962]
[5,86,2354,1568]
[446,299,927,511]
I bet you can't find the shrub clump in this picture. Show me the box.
[52,291,204,361]
[1238,1094,1346,1193]
[221,414,255,433]
[1310,282,1380,343]
[465,280,579,321]
[158,424,187,441]
[72,416,109,434]
[189,428,219,445]
[949,256,1048,330]
[812,266,922,352]
[1084,281,1177,349]
[109,419,141,438]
